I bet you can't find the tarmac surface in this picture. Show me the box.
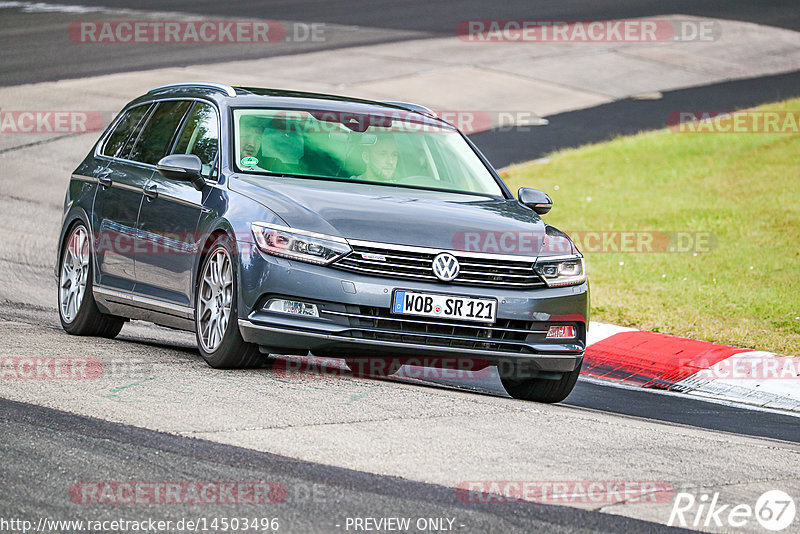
[1,2,799,532]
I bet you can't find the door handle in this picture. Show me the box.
[143,184,158,199]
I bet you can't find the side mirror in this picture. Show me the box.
[518,187,552,215]
[156,154,205,191]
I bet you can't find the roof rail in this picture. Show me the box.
[383,101,437,118]
[147,82,237,97]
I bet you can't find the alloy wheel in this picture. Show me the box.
[198,247,233,352]
[59,225,89,323]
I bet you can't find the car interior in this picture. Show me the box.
[236,110,493,195]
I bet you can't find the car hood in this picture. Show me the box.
[231,175,547,255]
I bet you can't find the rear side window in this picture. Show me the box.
[126,100,191,165]
[101,104,149,158]
[172,102,219,178]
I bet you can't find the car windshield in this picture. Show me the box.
[232,108,505,197]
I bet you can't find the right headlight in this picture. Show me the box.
[250,222,351,265]
[534,255,586,287]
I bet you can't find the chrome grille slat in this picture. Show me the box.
[458,261,532,269]
[457,270,539,279]
[355,247,429,260]
[340,258,432,272]
[461,279,540,287]
[332,242,546,289]
[332,264,437,280]
[354,251,432,263]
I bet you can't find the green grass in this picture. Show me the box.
[502,98,800,355]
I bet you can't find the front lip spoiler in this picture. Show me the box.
[238,319,583,372]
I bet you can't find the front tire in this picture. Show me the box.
[500,364,581,403]
[58,222,125,338]
[195,235,263,369]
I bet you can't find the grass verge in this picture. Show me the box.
[502,98,800,355]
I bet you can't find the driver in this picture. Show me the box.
[357,135,399,183]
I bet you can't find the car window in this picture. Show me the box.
[101,104,150,158]
[232,108,505,198]
[126,100,191,165]
[172,102,219,178]
[118,105,154,160]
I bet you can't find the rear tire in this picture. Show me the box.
[58,222,125,338]
[195,235,264,369]
[500,364,581,403]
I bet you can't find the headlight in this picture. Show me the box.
[250,223,351,265]
[534,255,586,287]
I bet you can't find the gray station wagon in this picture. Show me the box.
[56,82,589,402]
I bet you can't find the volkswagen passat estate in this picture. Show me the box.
[57,82,588,402]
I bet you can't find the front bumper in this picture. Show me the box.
[239,318,583,373]
[237,246,588,373]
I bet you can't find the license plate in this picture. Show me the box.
[392,290,497,323]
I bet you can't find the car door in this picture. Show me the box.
[134,100,218,309]
[92,103,152,291]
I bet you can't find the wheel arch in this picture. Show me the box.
[55,207,92,279]
[193,223,238,304]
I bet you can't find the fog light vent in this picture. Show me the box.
[546,325,575,339]
[264,299,319,317]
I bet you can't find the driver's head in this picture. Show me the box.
[240,116,265,158]
[361,135,398,182]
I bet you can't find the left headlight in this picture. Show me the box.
[534,255,586,287]
[250,222,351,265]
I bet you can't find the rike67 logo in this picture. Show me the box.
[669,489,796,531]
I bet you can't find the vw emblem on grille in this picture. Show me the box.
[432,253,460,281]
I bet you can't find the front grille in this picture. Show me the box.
[331,242,546,289]
[320,306,551,353]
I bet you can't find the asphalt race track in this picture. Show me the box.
[473,69,800,167]
[3,0,800,86]
[1,396,696,534]
[1,1,799,533]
